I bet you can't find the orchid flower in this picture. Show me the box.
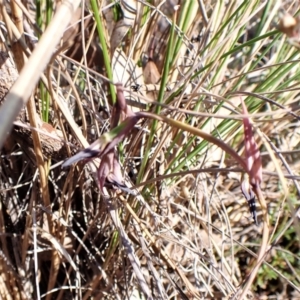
[241,98,262,225]
[62,84,138,194]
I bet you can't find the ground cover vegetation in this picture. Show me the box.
[0,0,300,299]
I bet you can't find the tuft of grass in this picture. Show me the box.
[1,0,300,299]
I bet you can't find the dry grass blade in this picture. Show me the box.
[123,198,201,299]
[0,0,81,148]
[133,218,168,299]
[1,0,300,299]
[113,217,152,299]
[35,227,78,272]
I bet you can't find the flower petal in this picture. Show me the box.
[241,98,262,187]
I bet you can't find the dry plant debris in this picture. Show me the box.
[0,0,300,299]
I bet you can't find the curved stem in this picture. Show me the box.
[137,111,248,172]
[137,111,269,299]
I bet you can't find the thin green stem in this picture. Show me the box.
[136,7,177,184]
[137,111,248,172]
[90,0,116,104]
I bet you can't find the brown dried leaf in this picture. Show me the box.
[143,60,160,84]
[110,19,131,55]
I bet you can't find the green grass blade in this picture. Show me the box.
[90,0,116,104]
